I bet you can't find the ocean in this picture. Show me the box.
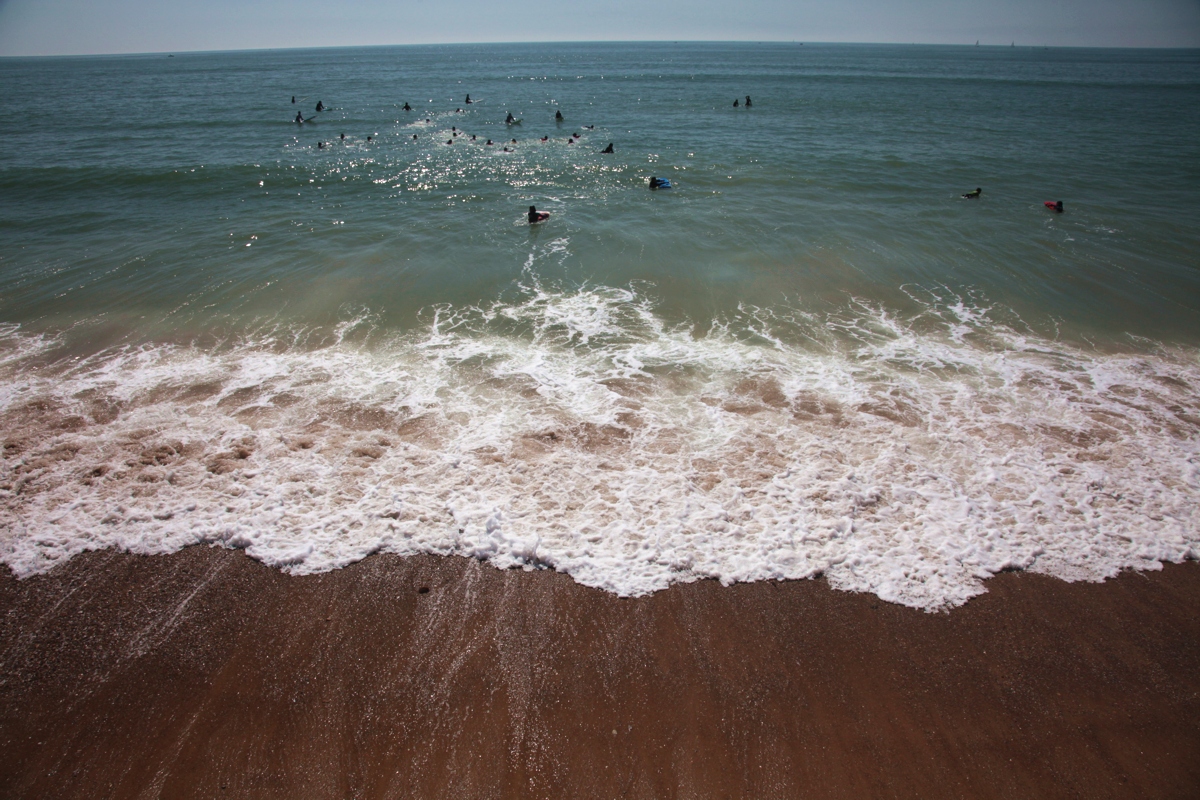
[1,42,1197,609]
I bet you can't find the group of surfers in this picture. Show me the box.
[962,188,1065,213]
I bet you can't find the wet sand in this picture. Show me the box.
[1,548,1199,799]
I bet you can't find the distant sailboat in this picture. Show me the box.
[976,40,980,46]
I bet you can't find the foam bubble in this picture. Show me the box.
[1,287,1197,610]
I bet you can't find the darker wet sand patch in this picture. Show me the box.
[1,550,1198,798]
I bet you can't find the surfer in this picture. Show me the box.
[733,99,739,107]
[316,100,324,112]
[1044,200,1064,213]
[556,110,564,121]
[649,176,661,189]
[291,96,296,104]
[466,94,472,104]
[403,102,412,111]
[962,187,981,199]
[528,206,550,223]
[294,111,304,124]
[340,133,345,140]
[601,143,614,153]
[745,96,752,107]
[506,112,516,124]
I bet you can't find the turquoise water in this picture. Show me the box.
[2,43,1198,608]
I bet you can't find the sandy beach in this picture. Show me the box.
[2,548,1198,798]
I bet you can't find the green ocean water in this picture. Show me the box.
[1,43,1198,609]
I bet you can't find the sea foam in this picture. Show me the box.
[1,284,1197,610]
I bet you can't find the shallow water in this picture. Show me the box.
[2,43,1198,608]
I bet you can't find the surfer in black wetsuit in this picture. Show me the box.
[403,102,412,111]
[962,188,982,199]
[292,96,296,104]
[506,112,516,124]
[466,94,472,104]
[316,100,324,112]
[295,111,304,123]
[601,143,614,153]
[745,96,752,107]
[733,99,739,107]
[649,176,661,189]
[556,110,564,122]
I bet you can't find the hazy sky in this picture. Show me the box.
[1,0,1198,56]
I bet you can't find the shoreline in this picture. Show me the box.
[2,547,1199,798]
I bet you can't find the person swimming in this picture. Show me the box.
[556,110,564,121]
[528,205,550,223]
[315,100,324,112]
[403,102,412,111]
[541,136,549,141]
[413,134,418,140]
[583,125,594,130]
[366,135,372,142]
[486,139,494,145]
[1045,200,1064,212]
[962,187,982,198]
[601,142,614,153]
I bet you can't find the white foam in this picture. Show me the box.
[1,288,1197,610]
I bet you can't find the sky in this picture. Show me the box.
[0,0,1198,56]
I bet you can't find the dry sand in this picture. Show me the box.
[2,547,1199,798]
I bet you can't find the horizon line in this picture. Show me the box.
[5,38,1198,60]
